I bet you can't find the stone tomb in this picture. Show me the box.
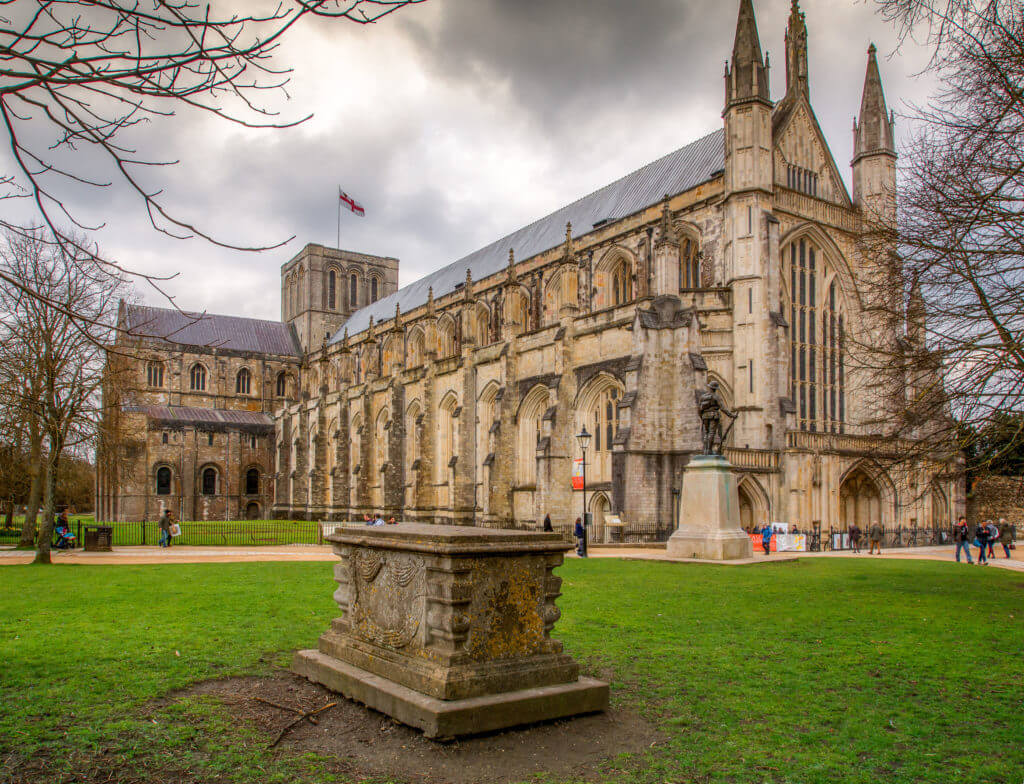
[293,524,608,738]
[667,454,754,560]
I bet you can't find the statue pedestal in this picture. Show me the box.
[667,455,753,561]
[293,524,607,738]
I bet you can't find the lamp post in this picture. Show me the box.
[576,426,592,558]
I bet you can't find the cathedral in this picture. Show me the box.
[97,0,963,536]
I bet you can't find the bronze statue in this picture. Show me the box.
[698,381,736,455]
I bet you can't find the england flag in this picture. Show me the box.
[339,189,365,217]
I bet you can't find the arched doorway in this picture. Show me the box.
[738,484,755,532]
[245,502,260,520]
[590,493,610,541]
[840,468,882,529]
[929,484,949,530]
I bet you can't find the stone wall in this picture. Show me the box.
[967,475,1024,533]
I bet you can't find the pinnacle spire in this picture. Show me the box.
[725,0,770,108]
[785,0,809,96]
[854,43,896,161]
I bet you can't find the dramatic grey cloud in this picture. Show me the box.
[26,0,938,322]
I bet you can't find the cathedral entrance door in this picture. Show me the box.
[840,469,882,529]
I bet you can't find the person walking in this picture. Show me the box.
[158,509,172,548]
[573,517,585,557]
[998,517,1013,559]
[849,523,862,554]
[986,520,999,559]
[760,523,773,556]
[542,513,553,532]
[953,516,973,564]
[868,521,883,555]
[975,520,990,565]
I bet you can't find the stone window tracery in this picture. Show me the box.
[680,237,701,290]
[611,259,631,306]
[577,377,622,484]
[788,237,845,433]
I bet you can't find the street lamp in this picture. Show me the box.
[576,426,592,558]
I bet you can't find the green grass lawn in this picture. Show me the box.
[0,518,321,547]
[0,559,1020,783]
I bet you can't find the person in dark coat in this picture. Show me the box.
[975,520,990,565]
[848,523,862,554]
[574,517,585,557]
[158,509,172,548]
[953,516,973,564]
[760,523,773,556]
[543,514,553,532]
[868,521,883,554]
[998,517,1014,558]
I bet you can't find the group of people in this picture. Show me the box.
[362,514,398,526]
[157,509,179,547]
[953,516,1014,565]
[844,522,885,554]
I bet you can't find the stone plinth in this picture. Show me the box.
[667,455,753,560]
[293,524,608,738]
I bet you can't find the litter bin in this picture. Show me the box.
[83,525,113,552]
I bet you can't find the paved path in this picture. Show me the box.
[1,542,1020,570]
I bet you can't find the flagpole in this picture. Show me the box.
[336,188,341,249]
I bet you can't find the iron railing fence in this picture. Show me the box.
[0,520,322,548]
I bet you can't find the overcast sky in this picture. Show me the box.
[34,0,938,322]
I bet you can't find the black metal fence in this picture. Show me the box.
[0,519,322,548]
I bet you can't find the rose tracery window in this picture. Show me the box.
[789,238,845,433]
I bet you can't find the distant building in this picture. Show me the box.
[99,1,963,532]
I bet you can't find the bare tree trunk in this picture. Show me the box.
[18,426,42,548]
[3,500,12,529]
[33,446,59,565]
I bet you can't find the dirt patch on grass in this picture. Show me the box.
[183,671,660,784]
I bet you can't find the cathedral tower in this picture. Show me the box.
[852,44,897,221]
[722,0,775,449]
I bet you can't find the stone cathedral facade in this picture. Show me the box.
[100,1,963,532]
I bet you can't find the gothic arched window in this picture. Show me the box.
[611,260,631,305]
[577,377,623,483]
[146,361,164,388]
[235,367,251,396]
[517,387,548,486]
[789,237,845,433]
[370,277,379,303]
[245,468,259,495]
[328,270,337,310]
[681,237,700,290]
[350,273,358,309]
[275,371,287,397]
[189,363,207,391]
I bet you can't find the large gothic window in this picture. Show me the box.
[517,387,548,486]
[437,394,458,484]
[680,237,700,290]
[350,273,358,309]
[577,377,623,483]
[789,238,845,433]
[189,363,207,391]
[370,277,379,303]
[328,270,337,310]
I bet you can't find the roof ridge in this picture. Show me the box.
[336,127,724,341]
[126,302,288,328]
